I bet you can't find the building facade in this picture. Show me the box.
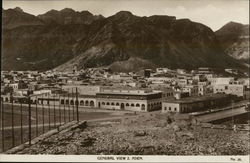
[213,84,248,99]
[162,94,232,113]
[96,89,162,112]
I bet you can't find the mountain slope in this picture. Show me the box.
[2,7,44,29]
[2,8,247,71]
[215,22,249,63]
[56,11,244,71]
[2,24,89,70]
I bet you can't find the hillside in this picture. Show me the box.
[2,8,246,71]
[2,7,44,29]
[215,22,249,64]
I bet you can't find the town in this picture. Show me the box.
[1,66,250,154]
[1,67,249,112]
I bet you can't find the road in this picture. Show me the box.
[195,106,249,123]
[1,115,137,131]
[2,102,132,113]
[1,122,62,131]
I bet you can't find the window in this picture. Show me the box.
[136,103,140,107]
[116,103,119,106]
[102,102,105,105]
[80,100,84,105]
[107,102,110,105]
[126,103,129,106]
[141,104,145,110]
[174,108,177,111]
[111,102,115,106]
[131,103,135,107]
[169,107,171,111]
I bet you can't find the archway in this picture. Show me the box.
[141,104,145,110]
[121,103,125,110]
[85,101,89,106]
[90,101,94,107]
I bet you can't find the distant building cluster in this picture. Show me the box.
[1,67,249,113]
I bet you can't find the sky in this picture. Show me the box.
[3,0,249,31]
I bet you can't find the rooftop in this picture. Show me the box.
[98,89,162,95]
[163,94,230,104]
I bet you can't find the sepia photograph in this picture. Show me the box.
[0,0,249,162]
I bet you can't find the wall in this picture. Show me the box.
[162,103,180,113]
[62,85,101,95]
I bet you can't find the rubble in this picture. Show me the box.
[134,130,147,137]
[16,112,250,155]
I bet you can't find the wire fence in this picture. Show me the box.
[0,87,79,153]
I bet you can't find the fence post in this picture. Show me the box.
[68,90,70,122]
[72,88,75,120]
[53,94,56,128]
[1,98,5,152]
[20,101,23,144]
[48,93,51,130]
[11,95,14,147]
[59,95,61,126]
[76,87,79,122]
[28,96,31,146]
[42,93,45,134]
[35,96,38,137]
[63,94,66,124]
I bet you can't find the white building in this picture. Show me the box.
[96,89,162,112]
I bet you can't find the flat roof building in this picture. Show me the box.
[96,89,162,112]
[162,94,232,113]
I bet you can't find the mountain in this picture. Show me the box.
[2,8,247,72]
[215,22,249,63]
[2,7,44,29]
[55,11,244,72]
[37,8,104,25]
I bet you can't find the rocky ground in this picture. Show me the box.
[17,112,250,155]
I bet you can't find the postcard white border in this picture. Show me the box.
[0,155,250,163]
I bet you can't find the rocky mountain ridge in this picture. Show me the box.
[2,8,247,72]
